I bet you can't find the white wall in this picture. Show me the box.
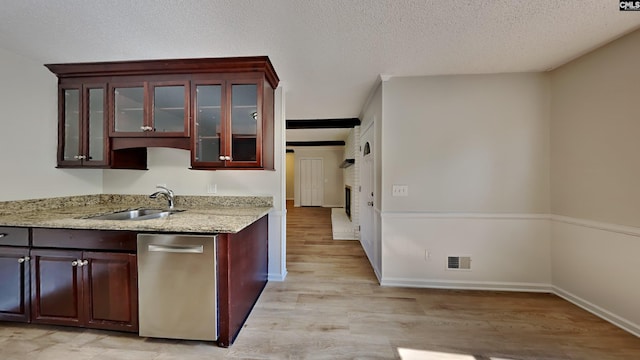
[550,29,640,335]
[0,47,102,201]
[378,73,552,291]
[291,146,344,207]
[382,73,551,213]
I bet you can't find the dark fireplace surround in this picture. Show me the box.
[345,186,351,220]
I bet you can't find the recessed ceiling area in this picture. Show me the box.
[1,0,638,127]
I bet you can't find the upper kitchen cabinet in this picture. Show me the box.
[192,75,274,169]
[57,81,109,168]
[111,79,190,137]
[46,57,279,170]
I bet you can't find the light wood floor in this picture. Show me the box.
[2,203,639,359]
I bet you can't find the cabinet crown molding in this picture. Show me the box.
[45,56,280,89]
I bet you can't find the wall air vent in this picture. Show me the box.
[447,256,471,270]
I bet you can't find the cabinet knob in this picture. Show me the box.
[219,155,225,161]
[224,156,231,161]
[0,233,7,238]
[81,259,89,266]
[71,260,78,267]
[18,256,30,263]
[140,126,147,131]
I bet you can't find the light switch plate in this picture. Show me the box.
[392,184,409,197]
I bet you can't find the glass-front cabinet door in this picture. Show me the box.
[84,85,108,165]
[112,83,145,135]
[229,83,259,165]
[111,81,189,137]
[192,81,224,165]
[151,82,189,136]
[191,78,265,169]
[58,83,108,167]
[60,86,81,164]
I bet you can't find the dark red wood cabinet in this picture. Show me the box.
[0,246,31,322]
[28,229,139,332]
[57,81,110,168]
[0,227,31,322]
[46,57,279,171]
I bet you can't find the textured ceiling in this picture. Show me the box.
[1,1,639,138]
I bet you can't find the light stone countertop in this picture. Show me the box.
[0,194,273,234]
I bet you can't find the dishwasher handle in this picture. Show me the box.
[147,244,204,254]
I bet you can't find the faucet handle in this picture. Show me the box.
[156,185,174,196]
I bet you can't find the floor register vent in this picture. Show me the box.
[447,256,471,270]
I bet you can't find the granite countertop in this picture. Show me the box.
[0,194,273,234]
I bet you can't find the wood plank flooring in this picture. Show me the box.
[2,202,639,359]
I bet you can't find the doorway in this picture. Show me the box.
[300,158,323,206]
[359,124,374,261]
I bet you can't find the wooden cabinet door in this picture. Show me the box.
[30,249,83,326]
[0,247,31,322]
[224,80,262,168]
[57,82,109,168]
[83,252,138,332]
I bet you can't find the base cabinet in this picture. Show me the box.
[0,246,31,322]
[84,251,138,332]
[30,249,83,326]
[30,249,138,332]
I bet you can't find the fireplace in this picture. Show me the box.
[345,186,351,220]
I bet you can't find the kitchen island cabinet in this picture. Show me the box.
[0,227,31,323]
[0,247,31,323]
[0,195,272,347]
[30,229,139,332]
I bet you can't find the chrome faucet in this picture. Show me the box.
[149,186,175,210]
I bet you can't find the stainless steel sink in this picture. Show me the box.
[87,209,182,221]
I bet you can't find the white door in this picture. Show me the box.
[300,158,323,206]
[359,126,374,259]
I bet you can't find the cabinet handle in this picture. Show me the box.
[0,233,7,238]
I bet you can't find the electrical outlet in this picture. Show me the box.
[392,184,409,197]
[207,184,217,194]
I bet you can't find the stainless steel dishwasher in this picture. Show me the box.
[137,234,217,341]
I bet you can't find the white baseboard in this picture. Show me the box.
[268,270,287,282]
[553,286,640,337]
[323,204,343,208]
[380,278,552,293]
[332,234,358,240]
